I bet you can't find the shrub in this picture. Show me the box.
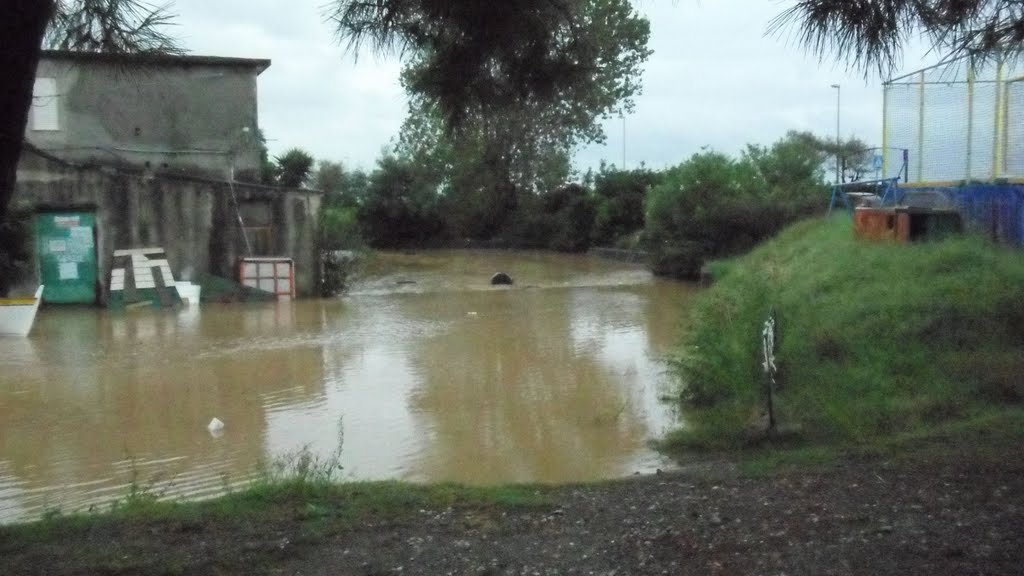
[274,148,315,188]
[503,195,556,249]
[591,166,662,246]
[544,183,597,252]
[319,206,362,252]
[501,183,597,252]
[317,206,364,296]
[644,133,827,279]
[357,155,447,248]
[644,151,764,278]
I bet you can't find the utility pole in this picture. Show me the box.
[831,84,841,183]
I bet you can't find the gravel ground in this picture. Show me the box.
[2,452,1021,576]
[292,455,1023,576]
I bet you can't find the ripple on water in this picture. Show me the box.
[0,252,693,523]
[262,385,329,415]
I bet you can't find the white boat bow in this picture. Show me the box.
[0,285,45,336]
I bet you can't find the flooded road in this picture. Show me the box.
[0,251,695,523]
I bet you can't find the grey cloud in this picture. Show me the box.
[169,0,940,173]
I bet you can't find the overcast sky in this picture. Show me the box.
[172,0,938,173]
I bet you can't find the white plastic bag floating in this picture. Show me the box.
[207,417,225,432]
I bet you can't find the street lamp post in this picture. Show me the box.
[831,84,841,183]
[621,112,626,169]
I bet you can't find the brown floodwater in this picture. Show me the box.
[0,251,696,523]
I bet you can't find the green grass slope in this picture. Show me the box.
[669,216,1024,448]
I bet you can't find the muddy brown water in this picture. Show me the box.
[0,251,696,523]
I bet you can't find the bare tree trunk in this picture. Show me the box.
[0,0,55,223]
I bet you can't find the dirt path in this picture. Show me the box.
[3,453,1022,575]
[292,457,1022,576]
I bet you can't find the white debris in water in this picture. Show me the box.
[207,417,224,432]
[467,311,478,316]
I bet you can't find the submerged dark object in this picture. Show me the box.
[490,272,513,285]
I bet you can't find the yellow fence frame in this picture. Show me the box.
[993,59,1006,180]
[966,65,975,178]
[1007,76,1024,179]
[884,55,1021,184]
[917,71,926,182]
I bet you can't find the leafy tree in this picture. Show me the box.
[645,151,764,278]
[746,130,874,184]
[314,159,367,296]
[390,0,649,239]
[831,138,874,183]
[744,131,826,190]
[397,97,575,239]
[313,160,346,195]
[46,0,185,54]
[771,0,1024,75]
[777,131,873,183]
[314,159,372,212]
[319,205,363,251]
[273,148,315,189]
[591,163,662,246]
[317,203,362,296]
[543,183,598,252]
[357,153,446,248]
[502,182,598,251]
[331,0,651,134]
[341,168,371,205]
[332,0,1020,118]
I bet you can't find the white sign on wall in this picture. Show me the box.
[31,78,60,131]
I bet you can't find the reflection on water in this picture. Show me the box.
[0,251,695,522]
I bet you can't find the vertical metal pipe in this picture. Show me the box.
[993,57,1006,179]
[622,113,626,170]
[1001,77,1011,177]
[882,82,889,177]
[831,84,841,183]
[917,71,925,182]
[966,63,975,180]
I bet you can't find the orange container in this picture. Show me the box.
[853,208,900,241]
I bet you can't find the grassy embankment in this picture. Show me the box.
[665,215,1024,457]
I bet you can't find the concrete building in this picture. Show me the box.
[14,51,322,303]
[26,50,270,179]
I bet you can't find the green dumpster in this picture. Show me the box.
[34,212,98,304]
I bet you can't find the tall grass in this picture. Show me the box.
[0,449,547,576]
[669,216,1024,448]
[4,447,545,534]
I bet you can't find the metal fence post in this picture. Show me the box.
[917,71,925,182]
[993,57,1006,180]
[966,63,975,179]
[761,308,778,433]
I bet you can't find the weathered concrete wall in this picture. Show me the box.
[14,148,321,300]
[27,53,265,177]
